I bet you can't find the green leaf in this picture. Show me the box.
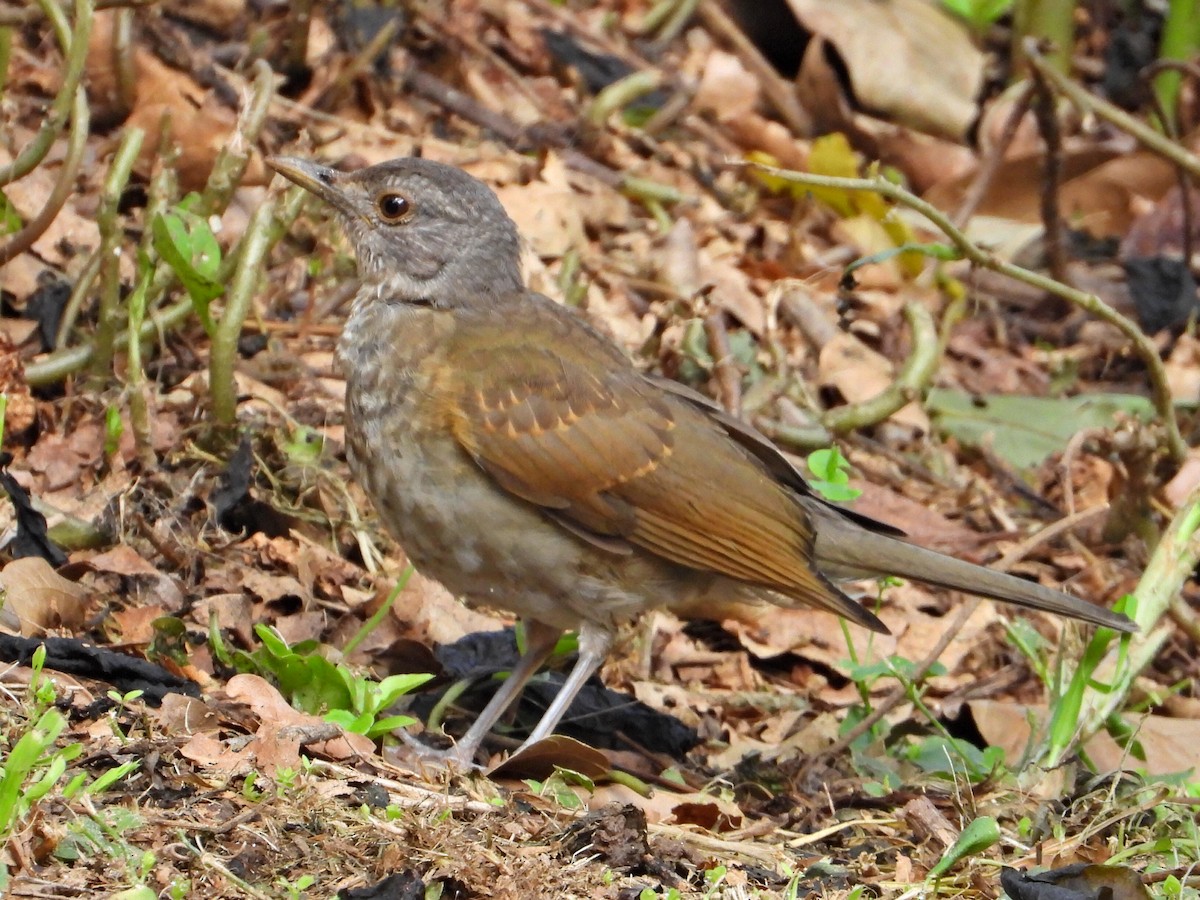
[806,447,862,503]
[0,190,23,235]
[905,735,1003,779]
[151,207,223,334]
[86,760,139,794]
[926,389,1156,469]
[376,673,435,707]
[927,816,1001,879]
[367,714,419,737]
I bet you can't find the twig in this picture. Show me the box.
[993,504,1108,569]
[822,302,940,435]
[313,14,402,111]
[1030,67,1067,284]
[0,0,91,186]
[777,285,936,436]
[210,194,277,426]
[696,1,812,137]
[702,313,741,418]
[747,162,1187,464]
[953,82,1035,228]
[0,86,89,265]
[1025,38,1200,183]
[1058,426,1106,517]
[404,65,683,206]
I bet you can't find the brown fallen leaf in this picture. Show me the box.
[0,557,88,636]
[969,699,1200,775]
[487,734,610,781]
[787,0,984,141]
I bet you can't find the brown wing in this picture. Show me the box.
[431,301,884,631]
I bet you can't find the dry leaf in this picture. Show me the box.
[788,0,984,141]
[0,557,88,636]
[694,50,760,122]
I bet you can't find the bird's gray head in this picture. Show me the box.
[268,156,523,306]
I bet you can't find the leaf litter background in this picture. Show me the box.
[1,0,1199,897]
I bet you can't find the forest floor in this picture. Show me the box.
[1,0,1198,898]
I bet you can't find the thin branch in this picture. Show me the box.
[210,195,277,426]
[0,86,89,265]
[822,302,940,434]
[0,0,92,186]
[1025,38,1200,182]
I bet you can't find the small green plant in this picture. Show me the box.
[105,688,145,744]
[242,771,265,802]
[151,194,223,335]
[701,864,727,898]
[926,815,1001,879]
[1004,593,1137,768]
[276,873,315,898]
[639,888,682,900]
[806,447,861,503]
[227,624,433,739]
[941,0,1012,34]
[0,646,85,888]
[522,767,595,811]
[837,652,1016,789]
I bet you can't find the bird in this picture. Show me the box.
[266,154,1136,766]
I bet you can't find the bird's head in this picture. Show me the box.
[268,155,523,307]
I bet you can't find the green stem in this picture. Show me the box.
[0,0,92,187]
[1155,0,1200,130]
[1012,0,1073,76]
[1026,39,1200,183]
[342,567,413,658]
[587,70,665,126]
[26,115,306,389]
[197,59,274,218]
[1040,493,1199,766]
[0,25,12,98]
[822,302,939,434]
[209,194,276,425]
[91,128,145,376]
[0,85,89,265]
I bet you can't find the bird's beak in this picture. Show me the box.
[267,156,361,221]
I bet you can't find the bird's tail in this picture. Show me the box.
[810,507,1136,633]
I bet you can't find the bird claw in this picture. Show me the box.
[396,728,484,771]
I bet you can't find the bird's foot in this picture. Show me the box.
[396,728,484,771]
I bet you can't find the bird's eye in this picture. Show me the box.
[376,192,412,223]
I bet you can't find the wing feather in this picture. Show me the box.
[431,301,877,626]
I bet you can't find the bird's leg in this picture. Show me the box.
[403,620,564,767]
[514,621,612,750]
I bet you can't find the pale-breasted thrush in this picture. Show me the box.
[268,155,1135,766]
